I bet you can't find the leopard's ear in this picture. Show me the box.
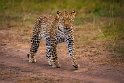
[71,10,76,18]
[57,11,61,15]
[56,11,61,18]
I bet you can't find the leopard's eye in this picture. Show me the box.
[61,19,65,23]
[71,18,74,22]
[72,20,74,22]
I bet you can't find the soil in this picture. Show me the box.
[0,28,124,83]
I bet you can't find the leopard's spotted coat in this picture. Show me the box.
[27,10,78,69]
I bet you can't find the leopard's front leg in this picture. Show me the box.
[66,35,79,69]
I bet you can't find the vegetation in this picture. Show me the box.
[0,0,124,57]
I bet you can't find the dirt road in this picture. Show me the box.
[0,28,124,83]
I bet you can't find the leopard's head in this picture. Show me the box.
[56,10,76,31]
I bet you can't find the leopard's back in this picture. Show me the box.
[32,15,58,39]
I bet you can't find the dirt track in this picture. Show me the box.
[0,28,124,83]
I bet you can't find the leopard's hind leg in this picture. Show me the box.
[46,37,60,68]
[28,35,40,63]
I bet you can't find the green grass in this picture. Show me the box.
[102,18,124,40]
[0,0,123,57]
[0,0,123,38]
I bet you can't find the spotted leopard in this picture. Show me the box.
[27,10,78,69]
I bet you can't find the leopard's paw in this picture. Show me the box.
[27,54,37,63]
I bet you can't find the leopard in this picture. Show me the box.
[27,10,79,69]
